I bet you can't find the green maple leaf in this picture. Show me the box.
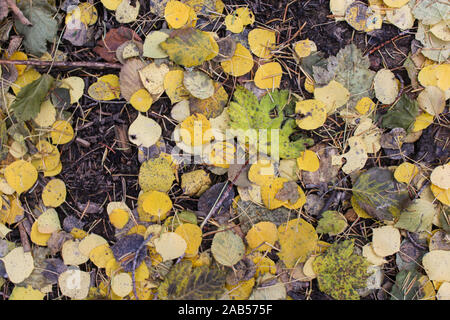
[15,0,58,57]
[227,87,312,159]
[11,74,54,121]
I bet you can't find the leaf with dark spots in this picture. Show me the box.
[197,182,234,216]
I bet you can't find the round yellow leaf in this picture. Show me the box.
[42,179,66,208]
[174,223,202,257]
[111,272,133,297]
[109,208,130,229]
[246,221,278,252]
[225,14,244,33]
[248,160,275,185]
[9,141,27,159]
[422,250,450,282]
[254,62,282,89]
[235,7,254,25]
[12,68,40,95]
[165,1,190,29]
[382,0,409,8]
[297,150,320,172]
[4,160,38,194]
[304,77,315,93]
[44,161,62,177]
[413,112,434,132]
[7,51,28,76]
[154,232,187,261]
[62,240,89,266]
[221,43,254,77]
[374,68,398,104]
[30,221,51,246]
[9,285,45,300]
[89,244,114,268]
[431,163,450,190]
[51,120,74,145]
[128,113,162,148]
[295,99,327,130]
[116,0,140,24]
[248,28,276,59]
[372,226,401,257]
[141,191,172,221]
[138,63,169,97]
[294,39,317,58]
[1,247,34,284]
[101,0,122,10]
[179,113,213,146]
[58,268,91,299]
[88,74,121,101]
[417,86,445,116]
[34,99,56,128]
[79,234,108,257]
[394,162,419,184]
[314,80,350,113]
[31,141,60,172]
[130,89,153,112]
[225,278,255,300]
[164,70,189,104]
[143,30,169,58]
[37,208,61,234]
[355,97,376,115]
[61,77,85,104]
[260,177,287,210]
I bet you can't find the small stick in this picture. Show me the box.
[364,31,411,56]
[0,59,122,69]
[18,221,31,253]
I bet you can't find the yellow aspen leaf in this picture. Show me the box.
[62,239,89,266]
[282,184,306,210]
[304,77,315,93]
[130,89,153,112]
[30,221,51,246]
[430,21,450,42]
[138,63,169,97]
[180,113,213,146]
[314,80,350,113]
[374,68,399,104]
[71,227,88,239]
[355,97,376,115]
[225,14,244,33]
[260,177,287,210]
[7,51,28,76]
[127,225,147,236]
[417,86,445,116]
[235,7,254,25]
[60,76,85,104]
[248,28,276,59]
[154,232,187,261]
[1,247,34,284]
[138,156,175,193]
[79,234,108,257]
[394,162,419,184]
[362,243,388,266]
[101,0,122,11]
[43,161,62,177]
[350,195,372,219]
[164,70,189,104]
[221,43,254,77]
[143,30,169,58]
[254,62,282,89]
[174,223,202,257]
[88,74,121,101]
[133,261,150,281]
[90,244,114,268]
[140,191,173,222]
[437,282,450,300]
[116,0,140,24]
[9,285,45,300]
[183,70,214,99]
[109,209,130,229]
[51,120,74,145]
[111,273,133,297]
[42,179,66,208]
[34,99,56,128]
[422,250,450,282]
[246,221,278,252]
[251,253,276,277]
[294,39,317,58]
[59,269,91,299]
[4,160,38,194]
[225,278,255,300]
[128,113,162,148]
[205,141,235,168]
[431,163,450,190]
[31,140,60,172]
[277,218,318,268]
[11,68,40,95]
[413,112,434,132]
[248,160,275,185]
[372,226,401,257]
[165,1,190,29]
[105,258,121,277]
[295,99,327,130]
[418,64,450,92]
[37,208,61,234]
[297,150,320,172]
[383,0,409,8]
[66,3,98,25]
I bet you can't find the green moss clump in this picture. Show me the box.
[312,239,370,300]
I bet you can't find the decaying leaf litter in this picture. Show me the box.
[0,0,449,300]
